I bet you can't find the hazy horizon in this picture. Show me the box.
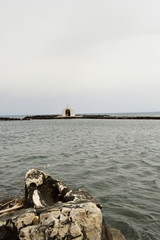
[1,110,160,117]
[1,0,160,115]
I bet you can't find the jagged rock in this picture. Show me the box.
[24,169,101,209]
[0,169,126,240]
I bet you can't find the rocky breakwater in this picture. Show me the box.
[0,169,126,240]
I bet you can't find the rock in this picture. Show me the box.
[0,169,126,240]
[24,169,102,209]
[109,228,126,240]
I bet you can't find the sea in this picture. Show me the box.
[0,112,160,240]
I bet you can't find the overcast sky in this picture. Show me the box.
[0,0,160,115]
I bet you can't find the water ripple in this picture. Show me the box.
[0,119,160,239]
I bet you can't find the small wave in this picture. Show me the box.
[23,155,48,161]
[153,179,160,188]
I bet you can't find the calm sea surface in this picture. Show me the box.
[0,119,160,240]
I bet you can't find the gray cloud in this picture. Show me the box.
[0,0,160,114]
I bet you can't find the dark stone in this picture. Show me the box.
[24,169,101,209]
[0,220,19,240]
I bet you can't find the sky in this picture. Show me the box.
[0,0,160,115]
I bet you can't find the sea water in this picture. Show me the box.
[0,118,160,240]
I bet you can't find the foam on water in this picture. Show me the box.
[0,119,160,239]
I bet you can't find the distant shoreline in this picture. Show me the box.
[1,114,160,121]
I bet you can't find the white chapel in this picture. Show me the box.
[62,105,75,117]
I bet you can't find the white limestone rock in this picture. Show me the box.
[0,169,126,240]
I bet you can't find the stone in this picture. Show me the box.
[0,169,126,240]
[109,228,126,240]
[24,169,101,209]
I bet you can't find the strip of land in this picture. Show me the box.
[1,115,160,121]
